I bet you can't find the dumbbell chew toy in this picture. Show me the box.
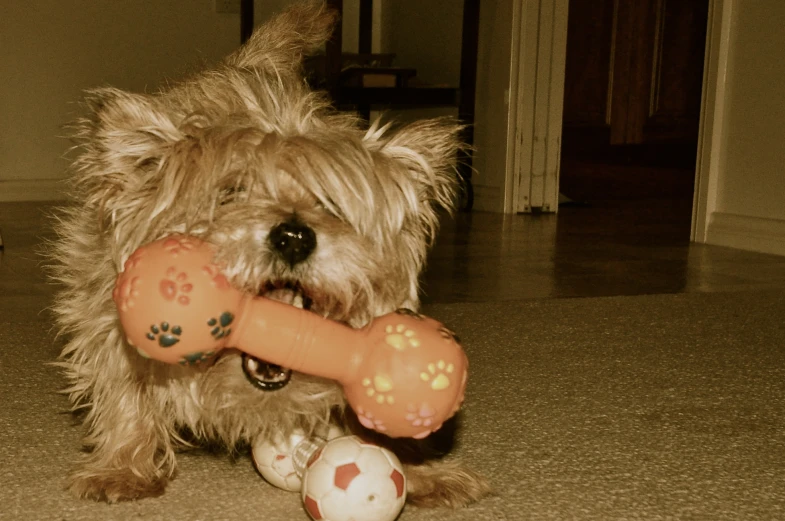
[113,235,468,439]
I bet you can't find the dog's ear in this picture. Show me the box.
[371,118,464,240]
[71,88,180,212]
[78,87,179,166]
[227,0,338,71]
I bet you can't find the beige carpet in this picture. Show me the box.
[1,287,784,520]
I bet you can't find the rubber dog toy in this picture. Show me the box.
[113,235,467,439]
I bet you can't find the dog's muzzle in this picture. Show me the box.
[242,354,292,391]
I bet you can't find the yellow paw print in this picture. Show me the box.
[420,360,455,391]
[384,324,421,350]
[362,375,396,405]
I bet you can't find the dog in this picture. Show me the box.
[50,0,489,507]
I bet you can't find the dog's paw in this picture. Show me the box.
[404,460,492,508]
[68,467,168,503]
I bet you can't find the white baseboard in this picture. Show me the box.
[0,179,67,202]
[706,212,785,256]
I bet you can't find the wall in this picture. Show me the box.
[701,0,785,255]
[383,0,463,87]
[0,1,239,201]
[375,0,463,123]
[717,0,785,221]
[0,0,515,210]
[471,0,514,212]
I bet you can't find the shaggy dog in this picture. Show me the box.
[51,0,489,507]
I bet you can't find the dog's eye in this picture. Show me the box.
[220,185,247,205]
[136,156,160,170]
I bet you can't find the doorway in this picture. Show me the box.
[559,0,709,212]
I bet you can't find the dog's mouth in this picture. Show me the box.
[241,280,313,391]
[259,280,314,311]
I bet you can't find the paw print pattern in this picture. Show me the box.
[394,308,424,320]
[202,263,231,290]
[405,403,436,429]
[420,360,455,391]
[207,312,234,340]
[160,267,193,305]
[179,350,216,367]
[162,236,198,256]
[356,407,386,432]
[113,276,141,312]
[362,375,395,405]
[384,324,421,351]
[146,322,182,348]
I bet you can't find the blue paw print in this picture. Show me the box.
[208,312,234,340]
[179,351,216,367]
[146,322,182,348]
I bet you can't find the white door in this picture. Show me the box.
[504,0,569,214]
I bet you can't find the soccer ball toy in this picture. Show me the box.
[301,436,406,521]
[252,426,343,492]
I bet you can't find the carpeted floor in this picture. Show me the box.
[1,287,784,520]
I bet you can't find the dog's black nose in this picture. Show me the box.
[268,219,317,266]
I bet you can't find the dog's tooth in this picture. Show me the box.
[292,292,304,309]
[260,280,309,309]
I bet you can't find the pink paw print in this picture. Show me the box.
[162,236,197,256]
[356,407,386,432]
[406,403,442,439]
[113,276,141,312]
[160,267,193,305]
[202,263,230,290]
[405,403,438,438]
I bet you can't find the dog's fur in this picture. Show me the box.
[50,0,489,506]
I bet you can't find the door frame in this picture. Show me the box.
[503,0,733,238]
[690,0,733,242]
[504,0,569,214]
